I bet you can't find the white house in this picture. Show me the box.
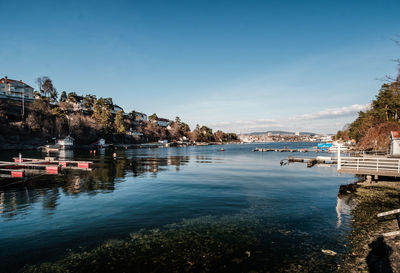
[390,131,400,157]
[58,136,74,149]
[0,76,34,101]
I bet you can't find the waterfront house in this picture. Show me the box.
[390,131,400,157]
[0,76,34,101]
[57,136,74,149]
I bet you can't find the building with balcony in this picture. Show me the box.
[157,118,171,127]
[0,76,34,101]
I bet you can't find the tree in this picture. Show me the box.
[42,78,56,98]
[83,94,96,109]
[199,125,214,142]
[50,89,58,103]
[114,110,126,134]
[149,113,158,122]
[213,130,225,142]
[189,124,201,142]
[36,76,50,96]
[60,91,67,102]
[142,122,160,142]
[92,101,113,134]
[67,92,78,103]
[169,122,181,140]
[180,122,191,135]
[225,133,238,142]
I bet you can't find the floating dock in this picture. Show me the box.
[286,156,337,168]
[0,156,93,178]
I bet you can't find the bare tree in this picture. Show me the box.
[36,76,50,96]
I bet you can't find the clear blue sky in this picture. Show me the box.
[1,0,400,133]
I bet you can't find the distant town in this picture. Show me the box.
[238,131,334,143]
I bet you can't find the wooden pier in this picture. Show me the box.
[338,156,400,177]
[0,156,93,178]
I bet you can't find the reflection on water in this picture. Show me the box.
[57,149,74,160]
[0,153,193,217]
[0,188,61,217]
[336,194,354,228]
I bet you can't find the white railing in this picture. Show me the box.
[338,156,400,173]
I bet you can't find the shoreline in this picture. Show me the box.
[0,142,234,151]
[339,180,400,272]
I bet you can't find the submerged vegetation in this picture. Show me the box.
[23,214,343,273]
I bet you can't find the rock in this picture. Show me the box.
[321,249,337,256]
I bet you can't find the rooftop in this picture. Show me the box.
[0,76,33,89]
[391,131,400,139]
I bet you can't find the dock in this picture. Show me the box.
[287,156,337,167]
[0,156,93,178]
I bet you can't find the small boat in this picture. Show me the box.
[220,148,225,151]
[43,144,61,152]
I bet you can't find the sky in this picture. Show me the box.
[1,0,400,134]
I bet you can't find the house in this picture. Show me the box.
[390,131,400,157]
[57,136,74,149]
[0,76,34,101]
[66,95,85,111]
[112,105,124,114]
[157,118,170,127]
[135,112,148,122]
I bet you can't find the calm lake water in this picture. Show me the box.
[0,143,356,272]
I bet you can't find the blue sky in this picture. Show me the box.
[1,0,400,133]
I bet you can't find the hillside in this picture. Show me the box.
[337,80,400,150]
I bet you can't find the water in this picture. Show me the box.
[0,143,356,272]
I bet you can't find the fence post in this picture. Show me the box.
[357,158,359,171]
[376,158,379,171]
[337,144,341,171]
[398,159,400,173]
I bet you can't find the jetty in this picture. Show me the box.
[0,156,93,178]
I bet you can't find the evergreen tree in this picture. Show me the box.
[114,110,126,134]
[59,91,67,102]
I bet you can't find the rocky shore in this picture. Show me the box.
[340,180,400,272]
